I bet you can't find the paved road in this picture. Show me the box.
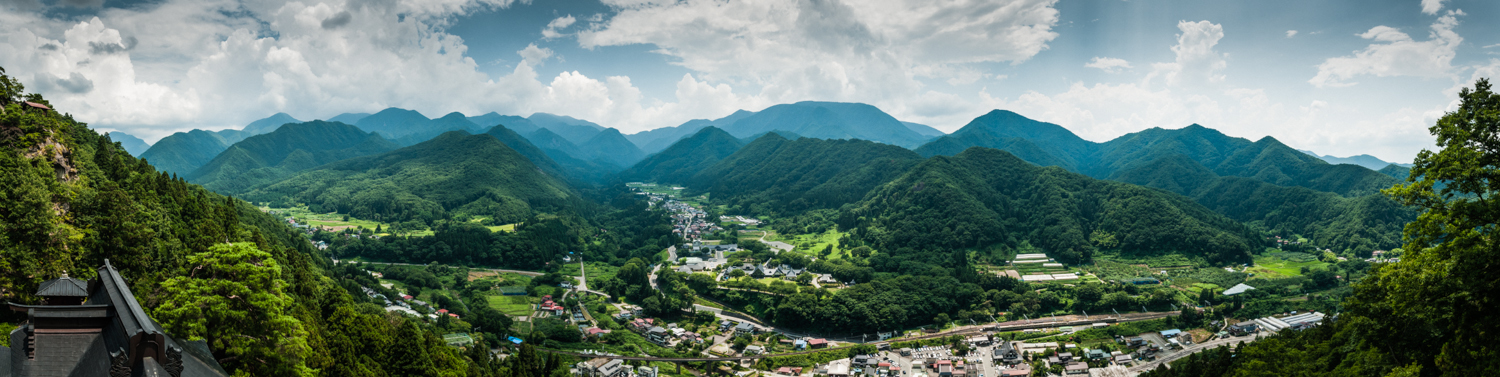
[1128,333,1266,372]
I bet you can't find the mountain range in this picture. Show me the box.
[186,120,398,194]
[137,128,252,176]
[627,101,938,154]
[105,131,151,156]
[239,131,575,224]
[1298,149,1412,170]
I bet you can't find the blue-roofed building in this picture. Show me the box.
[794,339,807,350]
[1159,329,1183,338]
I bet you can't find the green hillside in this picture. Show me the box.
[137,128,250,176]
[240,131,574,224]
[186,120,397,194]
[720,101,930,148]
[0,71,479,376]
[690,133,923,213]
[240,112,302,135]
[580,128,645,168]
[847,148,1260,265]
[621,126,743,184]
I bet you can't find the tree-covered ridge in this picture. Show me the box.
[579,128,646,168]
[846,147,1260,265]
[0,68,483,376]
[689,133,924,214]
[620,126,744,185]
[915,109,1093,170]
[1144,79,1500,377]
[137,128,250,176]
[716,101,931,148]
[923,111,1402,197]
[105,131,150,155]
[186,120,398,195]
[240,130,576,225]
[482,124,571,180]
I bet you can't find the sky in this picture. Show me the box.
[2,0,1498,163]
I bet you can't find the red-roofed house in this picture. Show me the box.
[437,309,449,314]
[809,338,828,348]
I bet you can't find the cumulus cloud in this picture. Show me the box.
[542,15,575,39]
[0,0,754,139]
[1147,20,1228,87]
[1084,57,1131,73]
[578,0,1061,105]
[1286,30,1298,38]
[1421,0,1445,15]
[517,43,554,66]
[1310,11,1463,88]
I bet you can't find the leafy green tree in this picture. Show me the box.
[154,243,313,376]
[1373,78,1500,374]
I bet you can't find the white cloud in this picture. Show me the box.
[1309,11,1463,88]
[1421,0,1445,15]
[518,43,554,66]
[1286,30,1298,38]
[578,0,1061,106]
[1084,57,1131,73]
[542,15,575,39]
[1147,20,1228,87]
[0,0,771,139]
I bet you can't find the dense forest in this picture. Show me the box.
[329,189,678,269]
[0,67,522,376]
[241,131,577,225]
[688,134,923,215]
[188,120,398,194]
[621,126,744,185]
[844,148,1261,265]
[1142,79,1500,377]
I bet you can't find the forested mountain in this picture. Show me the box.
[353,107,434,138]
[845,148,1261,265]
[621,126,744,184]
[579,128,646,168]
[690,133,924,214]
[716,101,930,148]
[528,127,586,160]
[626,110,755,153]
[0,72,482,376]
[901,121,945,137]
[482,124,618,185]
[1298,149,1411,170]
[137,128,251,176]
[917,111,1410,255]
[240,131,575,224]
[326,112,370,124]
[1143,79,1500,377]
[1378,164,1410,180]
[391,111,484,146]
[240,112,302,135]
[105,131,150,155]
[469,112,540,134]
[528,112,604,144]
[185,120,398,194]
[916,110,1094,170]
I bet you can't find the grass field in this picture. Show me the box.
[262,205,393,233]
[487,295,536,316]
[784,229,846,259]
[558,262,620,283]
[1249,254,1330,278]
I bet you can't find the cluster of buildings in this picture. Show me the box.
[1013,254,1081,282]
[718,261,838,285]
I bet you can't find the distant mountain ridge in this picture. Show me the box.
[1297,149,1413,170]
[186,120,398,194]
[138,128,252,176]
[919,110,1400,197]
[239,131,575,224]
[621,126,745,184]
[105,131,150,156]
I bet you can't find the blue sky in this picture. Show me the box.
[2,0,1497,162]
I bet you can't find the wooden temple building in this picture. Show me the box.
[2,260,227,377]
